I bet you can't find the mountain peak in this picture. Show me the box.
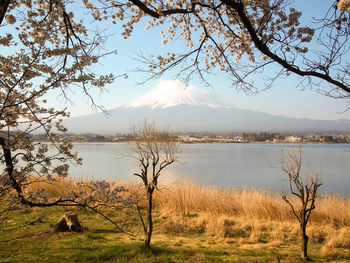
[125,80,227,109]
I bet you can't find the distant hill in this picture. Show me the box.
[64,104,350,134]
[64,80,350,134]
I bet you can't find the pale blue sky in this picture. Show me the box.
[43,1,350,120]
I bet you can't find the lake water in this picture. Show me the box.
[56,143,350,193]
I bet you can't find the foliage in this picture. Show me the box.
[338,0,350,12]
[0,0,113,204]
[0,1,134,232]
[82,0,350,98]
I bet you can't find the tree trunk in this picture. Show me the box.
[301,224,309,260]
[143,190,153,249]
[52,212,82,232]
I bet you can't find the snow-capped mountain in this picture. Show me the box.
[64,80,350,134]
[125,80,226,109]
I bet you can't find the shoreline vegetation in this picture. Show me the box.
[1,178,350,262]
[33,132,350,144]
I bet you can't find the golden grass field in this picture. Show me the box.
[24,177,350,260]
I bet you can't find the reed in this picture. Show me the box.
[27,177,350,227]
[153,180,350,226]
[25,177,350,254]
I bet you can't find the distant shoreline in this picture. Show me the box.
[33,132,350,144]
[62,140,350,145]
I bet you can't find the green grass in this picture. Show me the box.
[1,205,350,263]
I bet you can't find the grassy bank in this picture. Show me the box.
[1,179,350,262]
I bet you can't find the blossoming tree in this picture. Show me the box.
[1,0,349,212]
[80,0,350,99]
[0,0,130,216]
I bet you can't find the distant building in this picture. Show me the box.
[285,136,302,143]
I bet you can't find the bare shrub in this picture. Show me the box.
[129,121,178,249]
[281,146,322,260]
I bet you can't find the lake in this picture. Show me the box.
[56,143,350,193]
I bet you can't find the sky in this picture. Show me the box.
[43,0,350,121]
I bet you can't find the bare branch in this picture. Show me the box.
[280,146,322,260]
[127,120,178,249]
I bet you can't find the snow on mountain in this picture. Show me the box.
[125,80,227,109]
[63,80,350,134]
[64,104,350,134]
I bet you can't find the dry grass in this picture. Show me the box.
[321,228,350,258]
[132,179,350,257]
[26,177,350,255]
[27,177,350,229]
[27,177,350,227]
[26,176,79,199]
[153,179,350,254]
[324,227,350,249]
[154,180,350,226]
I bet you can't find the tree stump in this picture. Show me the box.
[52,212,83,232]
